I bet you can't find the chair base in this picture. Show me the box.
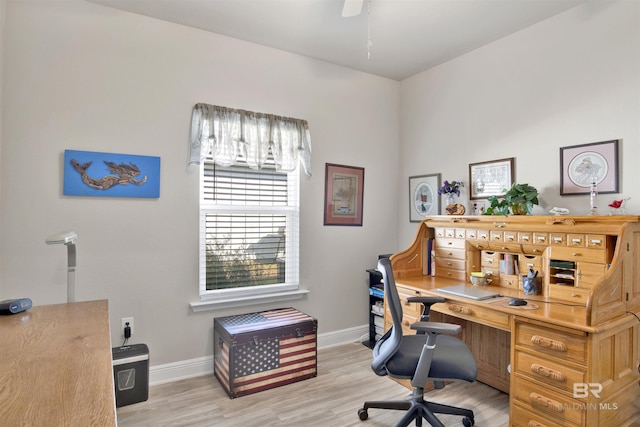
[359,388,474,427]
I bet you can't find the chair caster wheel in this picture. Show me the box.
[358,408,368,421]
[462,416,474,427]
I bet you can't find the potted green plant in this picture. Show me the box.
[484,183,539,215]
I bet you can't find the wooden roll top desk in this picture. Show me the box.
[388,215,640,427]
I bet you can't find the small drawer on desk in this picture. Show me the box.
[489,242,523,253]
[436,258,465,271]
[499,274,519,289]
[514,320,587,365]
[503,231,518,243]
[586,234,608,249]
[521,245,546,256]
[481,251,500,266]
[481,267,499,278]
[550,246,608,264]
[519,255,543,272]
[490,230,503,242]
[436,238,466,250]
[436,268,466,281]
[518,232,532,244]
[434,247,465,260]
[566,234,585,247]
[476,230,490,241]
[438,301,510,330]
[514,350,586,394]
[533,232,549,245]
[550,233,566,246]
[512,376,585,427]
[548,285,590,302]
[470,241,490,250]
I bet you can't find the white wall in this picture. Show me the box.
[3,0,637,371]
[0,0,400,365]
[399,0,640,245]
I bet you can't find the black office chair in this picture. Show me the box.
[358,258,477,427]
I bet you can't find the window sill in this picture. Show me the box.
[190,289,309,312]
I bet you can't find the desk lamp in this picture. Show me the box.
[45,231,77,303]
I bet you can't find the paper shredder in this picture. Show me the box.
[112,344,149,407]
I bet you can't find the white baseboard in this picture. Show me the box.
[149,324,368,386]
[149,355,214,386]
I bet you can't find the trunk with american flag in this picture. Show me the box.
[213,307,317,398]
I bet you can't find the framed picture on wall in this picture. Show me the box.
[468,157,514,200]
[323,163,365,226]
[409,174,441,222]
[560,140,619,195]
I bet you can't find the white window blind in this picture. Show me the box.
[199,159,300,298]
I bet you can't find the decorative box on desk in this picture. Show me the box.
[213,307,317,398]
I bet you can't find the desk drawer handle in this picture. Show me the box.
[589,239,602,246]
[528,421,550,427]
[572,252,582,257]
[531,335,567,352]
[530,363,567,383]
[448,305,471,315]
[529,392,564,413]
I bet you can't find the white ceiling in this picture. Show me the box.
[88,0,584,81]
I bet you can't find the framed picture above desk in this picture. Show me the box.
[409,173,441,222]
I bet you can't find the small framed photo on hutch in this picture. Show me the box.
[409,174,441,222]
[560,140,619,195]
[323,163,364,226]
[469,157,515,200]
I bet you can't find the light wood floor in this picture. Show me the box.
[117,343,509,426]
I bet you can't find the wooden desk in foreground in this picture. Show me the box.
[0,300,116,426]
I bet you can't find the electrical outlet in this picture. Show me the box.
[121,317,134,336]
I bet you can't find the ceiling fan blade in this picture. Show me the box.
[342,0,364,17]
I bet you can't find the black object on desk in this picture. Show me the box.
[0,298,32,315]
[509,298,528,306]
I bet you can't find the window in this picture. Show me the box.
[199,158,300,300]
[189,104,310,308]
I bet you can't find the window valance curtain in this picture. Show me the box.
[189,103,312,176]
